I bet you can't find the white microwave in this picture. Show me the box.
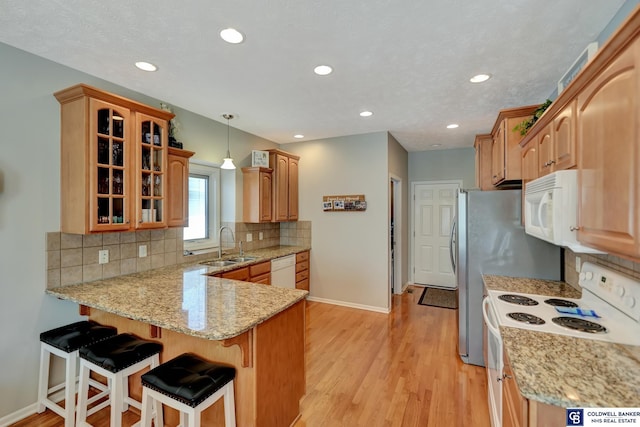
[524,170,603,253]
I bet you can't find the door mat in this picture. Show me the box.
[418,287,458,309]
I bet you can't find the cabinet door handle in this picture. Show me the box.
[549,160,555,165]
[570,226,580,231]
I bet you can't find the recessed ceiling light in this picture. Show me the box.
[220,28,244,44]
[447,124,459,129]
[135,61,157,72]
[470,74,491,83]
[359,111,373,117]
[314,65,333,76]
[431,144,441,147]
[294,134,304,139]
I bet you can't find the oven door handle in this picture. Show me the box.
[482,297,500,337]
[537,191,551,239]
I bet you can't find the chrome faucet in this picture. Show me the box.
[218,226,235,259]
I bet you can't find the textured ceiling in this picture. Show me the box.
[0,0,626,151]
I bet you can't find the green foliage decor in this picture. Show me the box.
[513,99,553,136]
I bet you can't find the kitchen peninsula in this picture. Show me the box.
[46,255,309,426]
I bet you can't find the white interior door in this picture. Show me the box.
[413,182,458,288]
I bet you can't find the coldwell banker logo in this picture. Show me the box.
[567,409,584,426]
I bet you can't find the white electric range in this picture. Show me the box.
[482,262,640,427]
[486,261,640,345]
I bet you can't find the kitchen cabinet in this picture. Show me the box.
[474,134,495,190]
[268,149,300,222]
[295,251,310,291]
[483,105,538,187]
[250,261,271,285]
[551,100,577,172]
[135,113,170,229]
[502,351,527,427]
[213,260,271,284]
[577,36,640,258]
[55,84,174,234]
[242,167,273,223]
[166,147,195,227]
[218,267,250,281]
[535,123,553,177]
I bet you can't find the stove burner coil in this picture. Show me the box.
[544,298,579,308]
[552,317,607,334]
[507,312,546,325]
[498,294,539,306]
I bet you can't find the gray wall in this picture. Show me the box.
[409,147,476,188]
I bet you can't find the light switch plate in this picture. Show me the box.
[139,245,148,258]
[98,249,109,264]
[576,256,581,273]
[259,232,263,240]
[247,233,253,242]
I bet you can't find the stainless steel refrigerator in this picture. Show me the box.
[452,189,561,366]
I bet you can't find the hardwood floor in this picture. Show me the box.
[12,286,489,426]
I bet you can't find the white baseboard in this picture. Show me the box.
[306,296,391,314]
[0,387,66,427]
[0,403,38,427]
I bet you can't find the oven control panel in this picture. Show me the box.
[579,262,640,321]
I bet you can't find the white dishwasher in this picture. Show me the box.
[270,255,296,288]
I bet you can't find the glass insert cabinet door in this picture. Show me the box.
[136,114,168,228]
[91,100,131,231]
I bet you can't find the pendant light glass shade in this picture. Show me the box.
[220,114,236,170]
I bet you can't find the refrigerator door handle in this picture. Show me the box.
[449,216,457,273]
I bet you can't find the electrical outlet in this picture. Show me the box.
[575,256,581,273]
[98,249,109,264]
[259,232,263,240]
[246,233,253,242]
[139,245,148,258]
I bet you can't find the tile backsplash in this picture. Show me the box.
[47,221,312,288]
[564,248,640,289]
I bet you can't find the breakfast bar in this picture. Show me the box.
[46,261,308,426]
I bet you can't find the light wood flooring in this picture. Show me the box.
[12,286,490,427]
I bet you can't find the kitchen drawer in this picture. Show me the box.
[296,260,309,273]
[218,267,249,281]
[250,260,271,277]
[250,272,271,285]
[296,251,309,263]
[296,270,309,282]
[295,278,309,291]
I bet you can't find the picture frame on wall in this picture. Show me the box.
[252,150,269,167]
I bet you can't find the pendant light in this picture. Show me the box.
[220,113,236,170]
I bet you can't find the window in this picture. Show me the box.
[183,160,220,251]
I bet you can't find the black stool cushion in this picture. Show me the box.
[141,353,236,408]
[79,333,162,373]
[40,321,117,353]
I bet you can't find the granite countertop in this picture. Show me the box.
[483,274,640,408]
[46,246,310,341]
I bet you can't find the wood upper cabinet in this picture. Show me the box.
[552,100,577,171]
[474,134,494,190]
[268,149,300,222]
[489,106,538,186]
[577,37,640,257]
[242,167,273,223]
[167,147,195,227]
[135,113,169,229]
[55,84,174,234]
[491,122,506,184]
[536,123,553,176]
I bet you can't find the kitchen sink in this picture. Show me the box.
[201,260,238,267]
[228,256,258,263]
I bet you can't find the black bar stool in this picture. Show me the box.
[75,333,163,427]
[37,320,117,427]
[140,352,236,427]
